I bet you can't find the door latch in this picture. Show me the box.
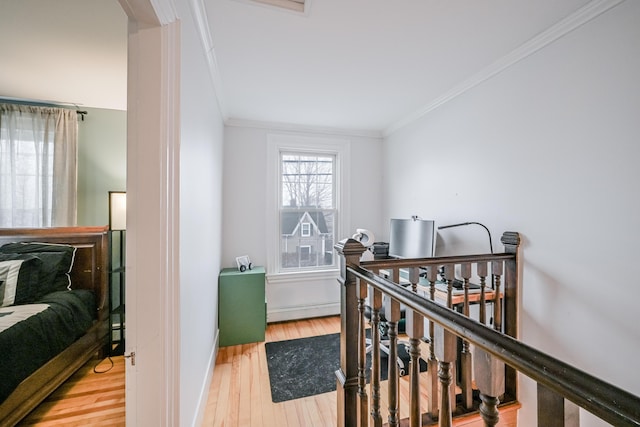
[124,351,136,366]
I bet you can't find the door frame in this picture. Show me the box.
[117,0,181,425]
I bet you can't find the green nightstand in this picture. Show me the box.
[218,266,266,347]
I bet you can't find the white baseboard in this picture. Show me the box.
[267,302,340,323]
[191,328,219,427]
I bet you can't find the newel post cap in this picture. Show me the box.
[500,231,520,247]
[334,237,367,258]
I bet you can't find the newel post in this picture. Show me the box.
[500,231,521,400]
[335,238,366,427]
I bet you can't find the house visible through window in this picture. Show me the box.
[279,152,335,271]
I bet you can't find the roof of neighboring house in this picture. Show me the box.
[282,209,330,235]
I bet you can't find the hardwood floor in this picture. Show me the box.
[203,315,519,427]
[16,315,518,426]
[18,356,125,426]
[203,315,341,427]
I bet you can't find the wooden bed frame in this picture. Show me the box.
[0,226,110,427]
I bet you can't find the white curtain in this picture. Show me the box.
[0,103,78,227]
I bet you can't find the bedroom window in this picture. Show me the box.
[0,103,78,228]
[268,133,350,276]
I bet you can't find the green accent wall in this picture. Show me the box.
[77,107,126,226]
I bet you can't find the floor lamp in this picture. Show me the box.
[108,191,126,356]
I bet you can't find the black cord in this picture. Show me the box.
[437,221,493,254]
[437,220,497,325]
[93,355,114,374]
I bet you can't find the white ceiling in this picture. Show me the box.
[0,0,595,133]
[206,0,593,132]
[0,0,128,111]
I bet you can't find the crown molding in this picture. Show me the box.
[384,0,626,137]
[231,0,313,17]
[189,0,229,120]
[225,117,383,139]
[150,0,178,24]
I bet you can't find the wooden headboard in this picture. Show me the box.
[0,226,110,321]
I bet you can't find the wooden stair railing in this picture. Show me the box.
[335,231,640,427]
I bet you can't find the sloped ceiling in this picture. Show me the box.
[0,0,601,133]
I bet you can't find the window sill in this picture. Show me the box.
[266,268,339,285]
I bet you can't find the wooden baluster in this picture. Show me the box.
[477,262,488,325]
[461,263,471,319]
[460,263,473,410]
[357,278,369,427]
[409,267,421,300]
[384,296,401,427]
[408,267,423,426]
[442,264,457,411]
[369,285,383,427]
[474,348,505,427]
[480,395,500,426]
[425,265,439,419]
[444,264,454,309]
[491,261,503,332]
[406,308,424,427]
[409,267,419,293]
[434,323,456,427]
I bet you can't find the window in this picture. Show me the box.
[0,132,54,226]
[280,152,335,271]
[0,104,78,227]
[267,133,350,276]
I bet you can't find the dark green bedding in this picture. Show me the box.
[0,289,95,402]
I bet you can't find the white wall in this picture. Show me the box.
[222,125,384,321]
[176,2,225,426]
[383,2,640,426]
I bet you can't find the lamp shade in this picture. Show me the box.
[109,191,127,230]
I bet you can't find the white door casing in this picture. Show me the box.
[119,0,181,425]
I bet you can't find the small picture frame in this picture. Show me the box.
[235,255,252,272]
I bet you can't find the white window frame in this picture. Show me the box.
[300,222,311,237]
[267,133,351,279]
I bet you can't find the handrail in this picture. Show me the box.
[349,264,640,427]
[361,252,513,270]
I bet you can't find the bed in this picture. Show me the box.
[0,226,109,427]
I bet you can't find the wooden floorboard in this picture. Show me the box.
[18,356,125,426]
[15,315,518,426]
[203,315,341,427]
[203,315,518,427]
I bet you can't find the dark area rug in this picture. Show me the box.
[265,332,427,403]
